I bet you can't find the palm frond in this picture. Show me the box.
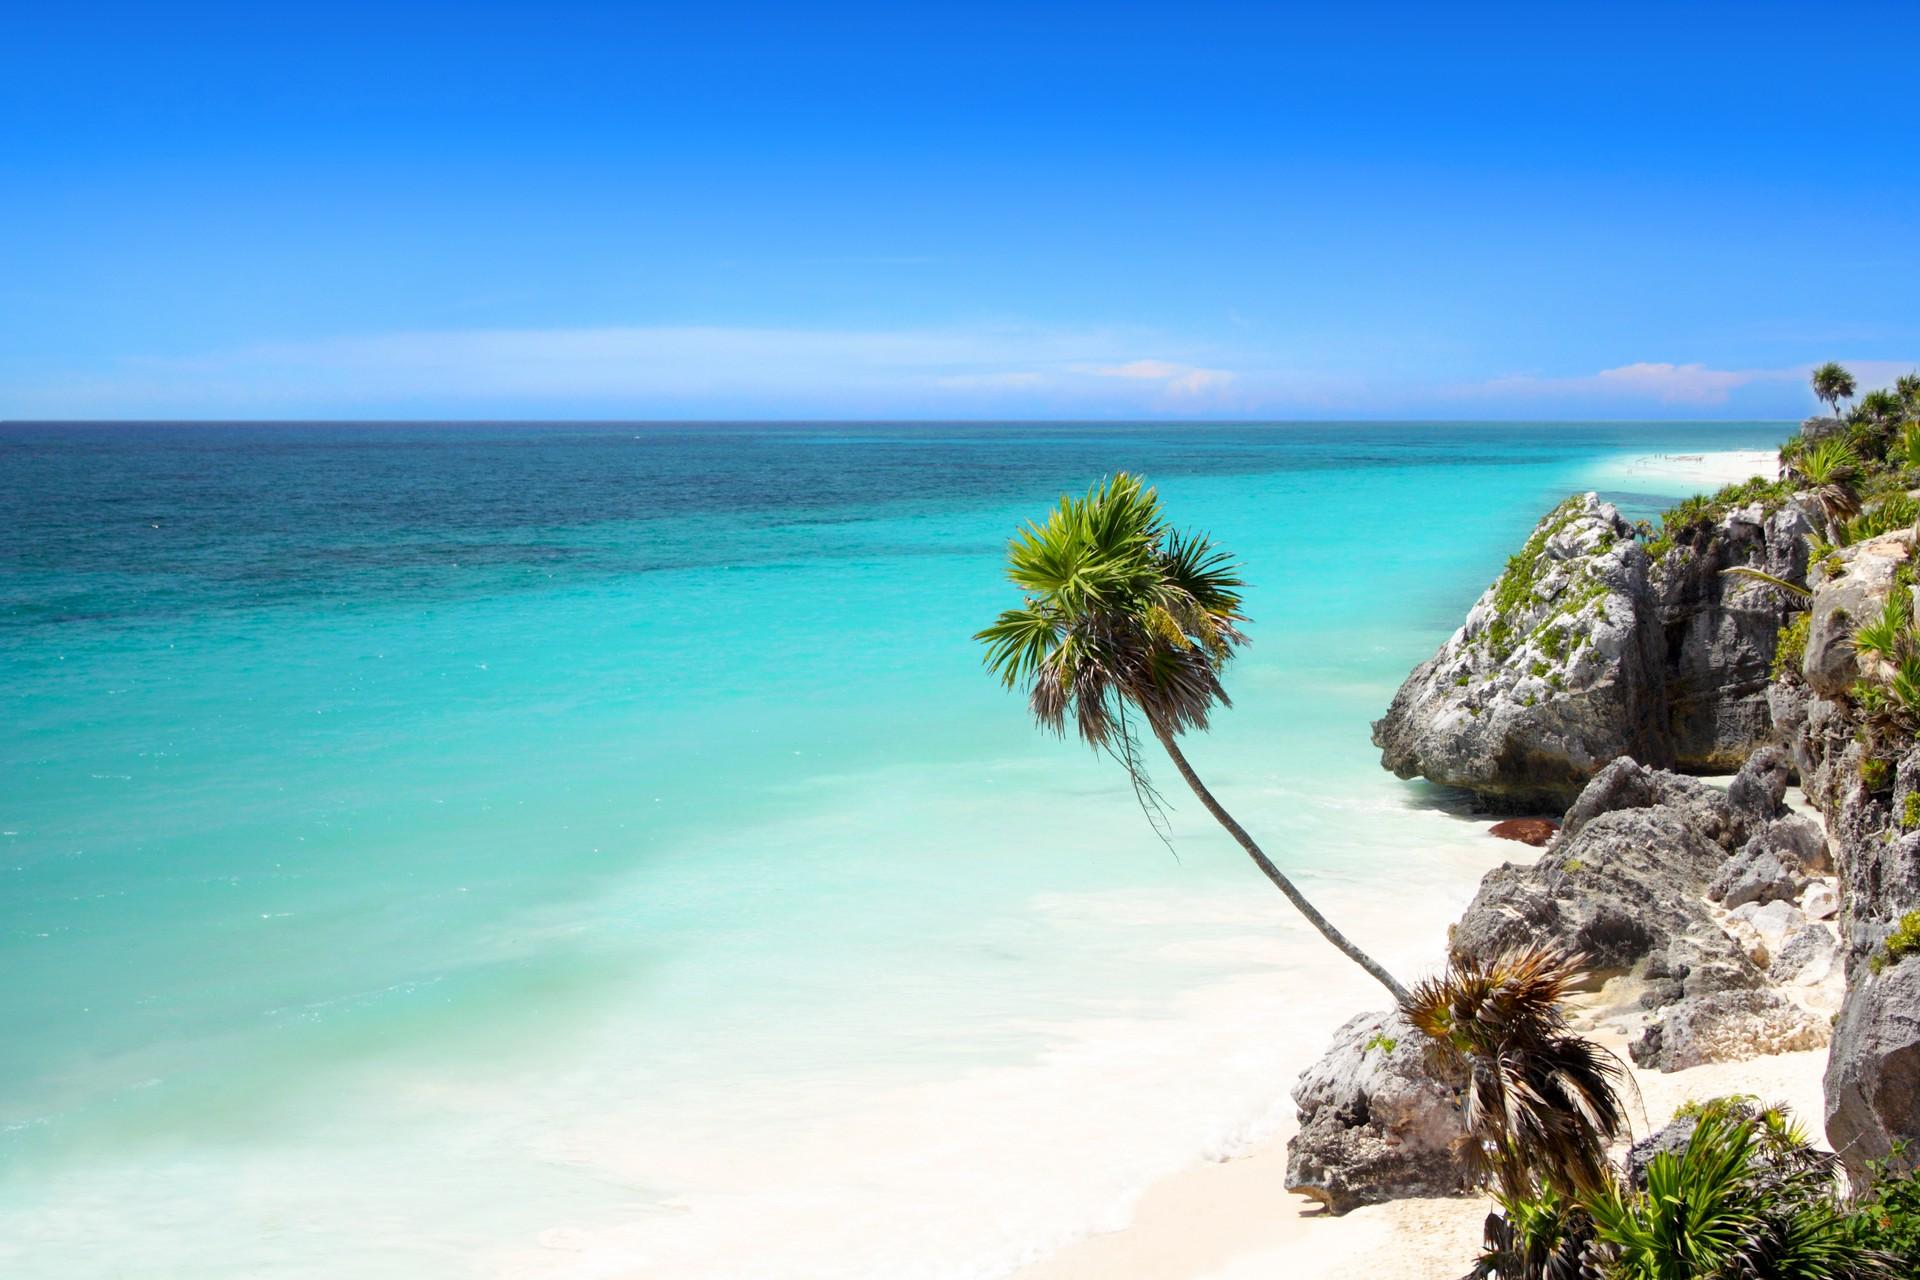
[1850,594,1911,665]
[1405,944,1627,1202]
[1721,566,1812,601]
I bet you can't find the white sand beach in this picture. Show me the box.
[1593,448,1781,494]
[1020,783,1832,1280]
[1017,1039,1829,1280]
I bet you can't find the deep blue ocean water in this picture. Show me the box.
[0,421,1787,1277]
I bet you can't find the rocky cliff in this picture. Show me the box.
[1372,489,1812,810]
[1300,428,1920,1210]
[1781,528,1920,1181]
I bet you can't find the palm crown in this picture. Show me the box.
[976,472,1248,749]
[1811,361,1857,417]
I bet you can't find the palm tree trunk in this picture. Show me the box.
[1149,720,1410,1004]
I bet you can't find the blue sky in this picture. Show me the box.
[4,1,1917,419]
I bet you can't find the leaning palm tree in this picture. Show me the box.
[1794,437,1863,544]
[975,473,1408,1002]
[1811,361,1857,419]
[1404,944,1627,1202]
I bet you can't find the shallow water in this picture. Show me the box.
[0,421,1784,1277]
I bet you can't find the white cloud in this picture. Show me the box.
[1078,359,1237,397]
[1086,359,1186,380]
[1164,367,1235,396]
[1475,361,1799,407]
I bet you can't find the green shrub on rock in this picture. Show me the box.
[1772,613,1810,681]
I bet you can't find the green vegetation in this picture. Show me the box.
[1644,474,1794,562]
[1772,613,1811,681]
[1903,791,1920,830]
[1845,491,1920,544]
[1472,1099,1910,1279]
[1362,1031,1397,1055]
[975,472,1409,1002]
[1813,361,1859,418]
[1799,437,1866,544]
[1585,1111,1881,1280]
[1870,910,1920,975]
[1862,757,1893,792]
[1406,945,1624,1202]
[1848,1146,1920,1267]
[1483,497,1586,660]
[1852,594,1911,665]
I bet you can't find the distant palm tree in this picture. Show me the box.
[975,473,1408,1002]
[1404,944,1626,1202]
[1794,437,1863,544]
[1896,372,1920,413]
[1858,389,1905,425]
[1811,362,1857,419]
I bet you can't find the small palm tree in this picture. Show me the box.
[1812,361,1857,418]
[975,473,1408,1001]
[1794,437,1863,544]
[1858,388,1905,425]
[1897,421,1920,472]
[1896,372,1920,413]
[1404,944,1626,1202]
[1851,594,1912,668]
[1585,1110,1892,1280]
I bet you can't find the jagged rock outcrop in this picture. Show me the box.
[1374,490,1809,809]
[1634,987,1830,1070]
[1826,958,1920,1176]
[1652,501,1816,769]
[1450,758,1757,975]
[1446,754,1838,1071]
[1766,528,1920,1179]
[1802,531,1913,698]
[1284,1010,1471,1215]
[1373,496,1668,811]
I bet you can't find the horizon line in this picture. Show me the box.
[0,416,1807,427]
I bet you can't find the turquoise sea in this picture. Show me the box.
[2,422,1785,1278]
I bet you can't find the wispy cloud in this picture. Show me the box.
[5,326,1907,420]
[1477,361,1798,406]
[1078,359,1236,397]
[2,324,1243,417]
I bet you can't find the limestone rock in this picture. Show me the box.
[1824,958,1920,1182]
[1802,531,1913,698]
[1632,988,1830,1070]
[1655,505,1815,769]
[1803,881,1839,920]
[1452,761,1759,989]
[1766,814,1832,874]
[1730,899,1808,954]
[1772,925,1844,1005]
[1284,1011,1472,1215]
[1372,495,1666,811]
[1709,844,1810,909]
[1726,745,1792,831]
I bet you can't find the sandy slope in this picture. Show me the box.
[1015,1041,1828,1280]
